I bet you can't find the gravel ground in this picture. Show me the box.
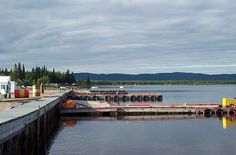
[0,102,22,111]
[0,89,66,111]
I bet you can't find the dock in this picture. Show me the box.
[61,100,236,118]
[0,91,71,155]
[62,91,236,117]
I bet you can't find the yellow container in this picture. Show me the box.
[222,98,236,108]
[32,85,40,97]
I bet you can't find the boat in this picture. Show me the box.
[119,86,124,89]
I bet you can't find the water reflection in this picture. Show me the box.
[51,115,236,155]
[222,116,236,129]
[61,115,236,130]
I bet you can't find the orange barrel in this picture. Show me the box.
[14,89,20,98]
[15,89,29,98]
[61,100,76,109]
[24,89,29,98]
[33,85,40,97]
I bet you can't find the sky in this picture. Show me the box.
[0,0,236,74]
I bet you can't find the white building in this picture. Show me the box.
[0,76,11,96]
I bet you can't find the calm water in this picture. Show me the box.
[49,85,236,155]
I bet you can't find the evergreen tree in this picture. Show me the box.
[1,63,77,85]
[50,68,56,83]
[22,64,26,80]
[86,76,91,88]
[11,64,19,80]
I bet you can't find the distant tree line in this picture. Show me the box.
[90,80,236,85]
[77,76,92,88]
[0,63,76,86]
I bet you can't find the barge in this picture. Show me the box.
[61,98,236,117]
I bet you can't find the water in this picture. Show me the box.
[49,85,236,155]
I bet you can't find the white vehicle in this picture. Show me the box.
[0,76,11,97]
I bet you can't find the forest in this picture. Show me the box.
[1,63,235,87]
[0,63,76,86]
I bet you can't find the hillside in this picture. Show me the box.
[74,72,236,81]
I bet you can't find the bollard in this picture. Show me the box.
[33,85,40,97]
[40,83,44,94]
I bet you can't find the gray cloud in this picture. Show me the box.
[0,0,236,74]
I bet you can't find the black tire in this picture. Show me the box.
[157,95,163,102]
[216,109,225,117]
[137,96,143,102]
[151,96,156,102]
[77,96,82,100]
[97,96,103,101]
[131,95,136,102]
[122,96,129,102]
[84,96,88,100]
[93,96,98,101]
[88,96,93,101]
[114,96,120,102]
[204,109,213,117]
[229,109,236,116]
[105,96,111,102]
[143,96,150,102]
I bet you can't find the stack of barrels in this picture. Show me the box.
[15,89,29,98]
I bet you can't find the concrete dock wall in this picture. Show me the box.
[0,92,70,155]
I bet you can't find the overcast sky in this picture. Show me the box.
[0,0,236,74]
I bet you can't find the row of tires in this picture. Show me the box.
[204,108,236,117]
[68,95,163,102]
[106,95,163,102]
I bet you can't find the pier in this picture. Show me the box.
[0,91,72,155]
[61,102,236,117]
[62,92,236,118]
